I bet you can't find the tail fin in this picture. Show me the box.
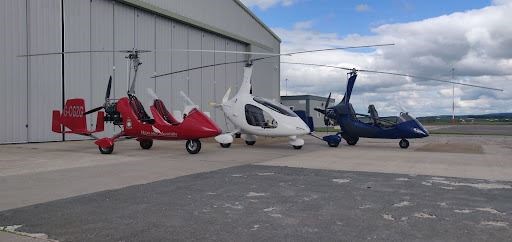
[222,88,231,104]
[61,99,87,132]
[52,99,104,134]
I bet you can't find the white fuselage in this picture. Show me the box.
[222,94,310,137]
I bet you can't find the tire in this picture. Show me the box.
[344,136,359,146]
[399,139,410,149]
[245,140,256,146]
[293,145,303,150]
[220,143,231,148]
[328,142,340,148]
[98,145,114,154]
[186,139,202,154]
[139,139,153,150]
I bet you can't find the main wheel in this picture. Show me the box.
[98,144,114,154]
[293,145,303,150]
[328,142,340,148]
[186,139,202,154]
[344,136,359,146]
[245,140,256,146]
[399,139,410,149]
[139,139,153,150]
[220,143,231,148]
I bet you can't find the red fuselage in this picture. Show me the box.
[116,97,222,140]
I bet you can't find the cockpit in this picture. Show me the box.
[244,97,296,129]
[350,104,418,128]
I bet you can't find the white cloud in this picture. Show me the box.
[293,20,314,30]
[240,0,296,10]
[355,4,371,12]
[271,2,512,116]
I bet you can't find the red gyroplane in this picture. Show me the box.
[52,50,221,154]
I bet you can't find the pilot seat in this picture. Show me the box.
[153,99,181,125]
[368,104,379,126]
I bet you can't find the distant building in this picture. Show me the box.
[281,95,335,129]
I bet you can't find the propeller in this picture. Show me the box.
[324,92,332,126]
[84,76,112,115]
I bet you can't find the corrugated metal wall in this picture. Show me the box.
[1,0,264,143]
[0,0,28,143]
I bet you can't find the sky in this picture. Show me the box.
[240,0,512,116]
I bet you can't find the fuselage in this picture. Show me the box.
[116,97,222,140]
[222,94,310,137]
[335,112,429,139]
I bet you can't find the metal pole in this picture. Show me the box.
[451,68,455,124]
[285,78,288,96]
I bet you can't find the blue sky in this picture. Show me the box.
[248,1,493,36]
[240,0,512,116]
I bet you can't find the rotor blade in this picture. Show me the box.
[280,62,504,92]
[152,59,249,78]
[151,44,394,78]
[283,43,395,56]
[105,76,112,101]
[356,70,504,91]
[252,43,395,62]
[153,49,288,56]
[84,106,104,115]
[18,49,151,57]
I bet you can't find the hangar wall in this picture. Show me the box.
[0,0,280,144]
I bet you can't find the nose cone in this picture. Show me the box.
[185,109,222,138]
[296,119,311,135]
[412,127,429,138]
[204,122,222,137]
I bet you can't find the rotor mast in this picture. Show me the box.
[127,50,142,96]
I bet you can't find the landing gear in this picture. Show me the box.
[245,140,256,146]
[328,142,340,148]
[293,145,303,150]
[344,136,359,146]
[98,144,114,154]
[220,143,231,148]
[399,139,410,149]
[139,139,153,150]
[186,139,202,154]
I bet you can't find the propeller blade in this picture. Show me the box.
[280,62,504,92]
[324,92,332,126]
[105,76,112,101]
[84,106,104,115]
[325,92,332,110]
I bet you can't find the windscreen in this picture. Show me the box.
[253,97,297,117]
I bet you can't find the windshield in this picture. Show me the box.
[399,112,415,122]
[253,97,297,117]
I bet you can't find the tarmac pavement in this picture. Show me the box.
[1,132,511,241]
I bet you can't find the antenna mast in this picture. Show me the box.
[451,68,455,124]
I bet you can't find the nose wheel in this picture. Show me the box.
[139,139,153,150]
[399,139,410,149]
[98,144,114,154]
[186,139,202,154]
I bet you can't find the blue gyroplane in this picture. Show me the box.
[315,70,429,149]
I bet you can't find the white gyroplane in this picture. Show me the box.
[212,65,310,149]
